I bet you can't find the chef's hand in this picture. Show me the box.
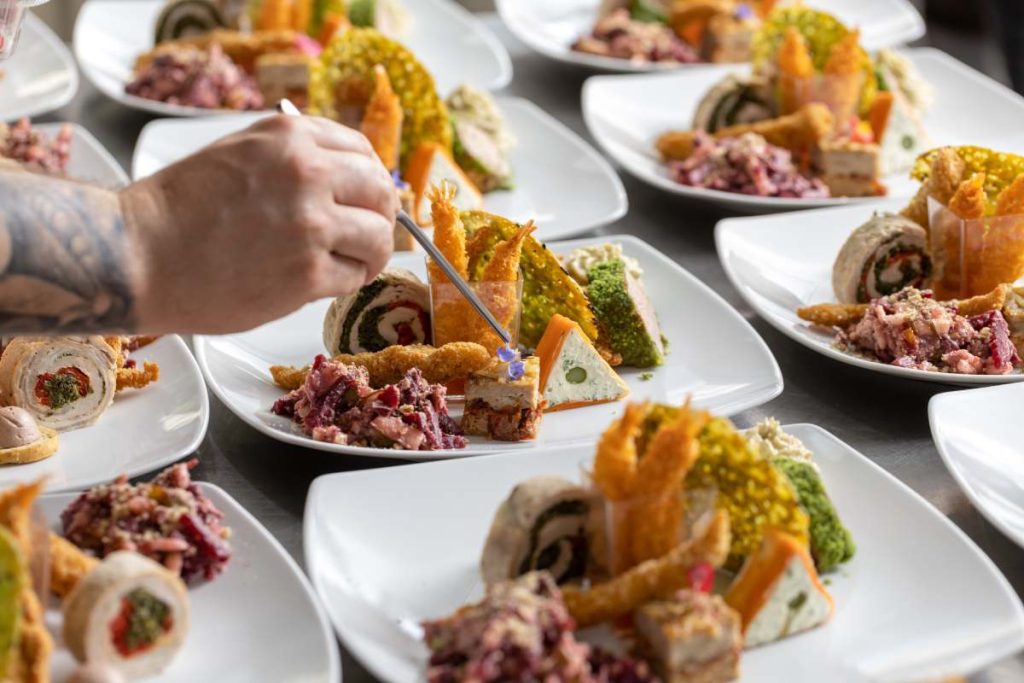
[122,114,398,335]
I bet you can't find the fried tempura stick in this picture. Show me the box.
[656,103,834,161]
[117,362,160,391]
[561,510,730,628]
[49,533,99,598]
[361,65,403,170]
[427,182,469,284]
[798,284,1012,328]
[777,28,814,115]
[796,302,868,328]
[270,342,493,389]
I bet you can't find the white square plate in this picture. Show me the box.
[0,335,210,492]
[131,99,627,241]
[715,200,1024,384]
[0,13,78,122]
[498,0,924,73]
[73,0,511,118]
[43,483,340,682]
[930,383,1024,550]
[194,234,782,460]
[303,424,1024,683]
[35,122,128,187]
[583,48,1024,211]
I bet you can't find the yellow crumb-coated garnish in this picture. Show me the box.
[689,417,809,564]
[912,146,1024,212]
[462,211,599,349]
[308,28,451,170]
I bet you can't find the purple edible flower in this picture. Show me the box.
[734,3,753,20]
[392,170,410,190]
[507,359,525,381]
[497,344,517,363]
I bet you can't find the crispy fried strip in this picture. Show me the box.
[592,402,647,502]
[901,147,966,230]
[777,28,814,115]
[796,302,868,328]
[561,510,730,628]
[49,533,99,599]
[427,181,469,284]
[361,64,403,170]
[117,362,160,391]
[797,284,1012,328]
[656,103,833,161]
[270,342,492,389]
[996,174,1024,216]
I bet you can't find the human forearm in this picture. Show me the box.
[0,170,140,335]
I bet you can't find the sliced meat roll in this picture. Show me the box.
[0,337,117,431]
[832,213,932,304]
[480,476,596,587]
[323,267,431,355]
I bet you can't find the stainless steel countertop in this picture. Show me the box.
[40,12,1024,683]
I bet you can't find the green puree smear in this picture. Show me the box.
[112,589,173,656]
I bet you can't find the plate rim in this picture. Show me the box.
[581,47,1024,211]
[74,0,513,119]
[302,421,1024,683]
[497,0,925,73]
[45,481,343,682]
[928,383,1024,550]
[194,232,783,460]
[0,12,79,122]
[714,207,1024,386]
[129,96,628,238]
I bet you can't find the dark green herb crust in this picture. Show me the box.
[772,457,855,572]
[586,260,663,368]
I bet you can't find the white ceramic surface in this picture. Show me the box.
[0,12,78,122]
[36,122,128,186]
[132,98,627,240]
[498,0,924,73]
[195,234,782,460]
[583,48,1024,211]
[304,423,1024,683]
[43,484,340,683]
[0,335,209,492]
[715,199,1024,385]
[930,383,1024,550]
[73,0,511,118]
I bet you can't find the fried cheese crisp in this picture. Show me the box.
[270,342,492,389]
[561,510,730,628]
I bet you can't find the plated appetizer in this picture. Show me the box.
[268,189,668,451]
[655,7,932,199]
[125,0,408,111]
[798,145,1024,376]
[571,0,769,66]
[425,402,855,681]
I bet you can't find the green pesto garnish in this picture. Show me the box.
[122,589,171,652]
[44,374,82,409]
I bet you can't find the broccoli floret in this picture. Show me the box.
[772,457,855,572]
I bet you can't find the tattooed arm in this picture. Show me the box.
[0,114,397,336]
[0,169,137,334]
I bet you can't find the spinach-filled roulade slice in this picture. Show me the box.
[480,476,596,587]
[832,213,932,304]
[322,267,431,355]
[0,337,117,432]
[63,552,190,679]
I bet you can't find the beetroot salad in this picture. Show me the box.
[0,118,72,175]
[61,459,231,583]
[126,44,264,110]
[271,356,466,450]
[838,287,1022,375]
[422,572,656,683]
[669,132,829,198]
[572,9,698,64]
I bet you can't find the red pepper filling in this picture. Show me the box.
[34,367,90,408]
[108,589,173,658]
